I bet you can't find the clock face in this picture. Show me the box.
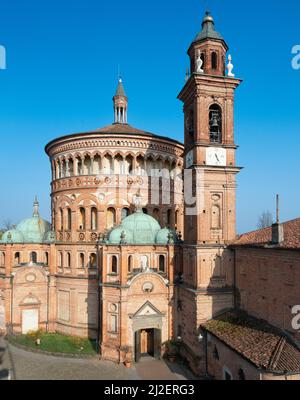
[206,147,226,167]
[185,150,194,168]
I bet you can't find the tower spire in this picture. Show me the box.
[113,78,128,124]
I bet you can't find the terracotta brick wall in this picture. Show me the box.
[234,247,300,342]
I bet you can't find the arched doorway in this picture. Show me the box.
[135,328,161,362]
[132,301,163,363]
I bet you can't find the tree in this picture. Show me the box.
[1,219,14,231]
[257,211,273,229]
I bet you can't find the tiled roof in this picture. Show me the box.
[232,218,300,250]
[202,311,300,374]
[45,123,184,151]
[93,123,153,135]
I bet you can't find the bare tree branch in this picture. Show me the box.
[1,219,14,231]
[257,211,273,229]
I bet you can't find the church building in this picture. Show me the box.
[0,11,300,380]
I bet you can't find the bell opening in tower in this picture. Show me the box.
[209,104,222,144]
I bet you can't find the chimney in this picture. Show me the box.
[272,194,284,244]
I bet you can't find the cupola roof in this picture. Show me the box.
[193,11,227,48]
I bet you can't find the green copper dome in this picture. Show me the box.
[1,198,52,244]
[1,229,24,244]
[108,210,161,245]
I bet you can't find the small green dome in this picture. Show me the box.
[1,229,24,244]
[156,227,178,245]
[108,227,133,244]
[1,198,52,244]
[108,210,161,245]
[17,217,51,243]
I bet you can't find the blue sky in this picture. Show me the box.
[0,0,299,233]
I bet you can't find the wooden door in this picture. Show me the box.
[140,329,154,356]
[135,331,141,363]
[154,329,162,360]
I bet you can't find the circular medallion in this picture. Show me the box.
[142,282,154,293]
[79,233,85,241]
[25,274,36,283]
[110,303,117,312]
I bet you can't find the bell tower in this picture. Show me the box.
[177,11,242,375]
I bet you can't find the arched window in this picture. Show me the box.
[114,154,124,175]
[79,207,86,230]
[1,252,5,266]
[66,252,71,268]
[79,253,85,269]
[159,255,166,272]
[89,253,97,269]
[84,155,92,175]
[14,252,20,266]
[209,104,222,144]
[175,210,179,228]
[136,155,145,176]
[153,208,160,222]
[62,160,67,178]
[211,51,218,70]
[212,205,221,229]
[125,155,133,175]
[111,256,118,274]
[167,209,172,226]
[58,252,63,268]
[146,156,154,176]
[94,155,101,175]
[103,154,113,174]
[188,108,194,137]
[30,252,37,264]
[77,157,83,175]
[59,208,63,231]
[67,208,72,231]
[121,208,130,221]
[142,208,148,215]
[200,52,205,70]
[128,255,133,272]
[44,252,49,266]
[238,368,246,381]
[91,207,98,230]
[106,208,116,230]
[68,159,74,176]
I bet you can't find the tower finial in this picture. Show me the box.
[33,196,39,217]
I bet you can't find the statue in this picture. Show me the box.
[227,54,235,77]
[133,189,143,212]
[167,232,175,245]
[196,52,204,74]
[120,231,127,245]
